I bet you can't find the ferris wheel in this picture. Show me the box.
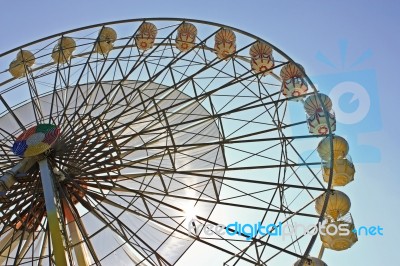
[0,18,358,266]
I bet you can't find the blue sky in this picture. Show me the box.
[0,1,398,265]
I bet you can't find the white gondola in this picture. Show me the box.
[317,135,349,161]
[135,22,157,51]
[175,23,197,52]
[320,214,358,251]
[315,190,351,220]
[214,28,236,60]
[52,37,76,63]
[95,27,117,54]
[9,50,35,78]
[250,41,274,76]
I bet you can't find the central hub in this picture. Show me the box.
[12,124,61,157]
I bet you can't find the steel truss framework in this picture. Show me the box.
[0,18,334,265]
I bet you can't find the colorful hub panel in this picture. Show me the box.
[13,124,61,157]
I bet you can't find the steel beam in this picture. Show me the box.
[38,158,68,266]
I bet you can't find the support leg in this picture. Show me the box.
[38,158,68,266]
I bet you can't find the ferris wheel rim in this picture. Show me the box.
[0,18,338,265]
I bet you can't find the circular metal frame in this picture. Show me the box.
[0,18,334,265]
